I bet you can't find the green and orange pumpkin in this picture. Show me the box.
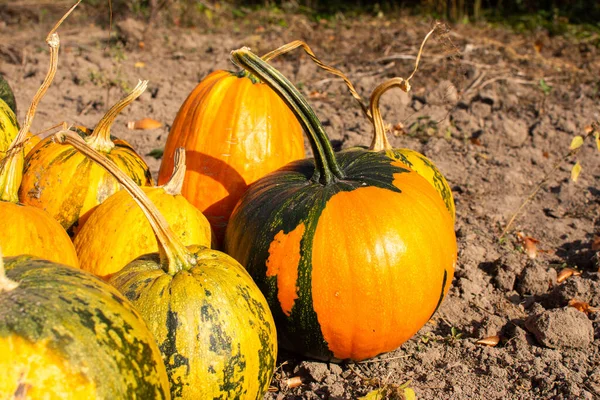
[157,68,305,244]
[74,148,212,279]
[19,81,153,235]
[0,253,170,399]
[56,129,278,399]
[224,48,457,361]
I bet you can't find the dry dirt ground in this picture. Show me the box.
[1,5,599,400]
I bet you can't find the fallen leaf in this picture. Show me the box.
[284,376,302,389]
[517,232,538,259]
[134,61,145,68]
[595,132,600,152]
[571,162,581,182]
[533,39,543,53]
[308,91,328,99]
[557,267,581,283]
[476,335,500,347]
[127,118,162,130]
[359,389,386,400]
[569,135,584,150]
[542,151,549,158]
[568,299,598,315]
[138,41,145,49]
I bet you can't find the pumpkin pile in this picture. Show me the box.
[2,2,458,397]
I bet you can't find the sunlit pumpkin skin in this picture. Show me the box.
[74,185,211,279]
[0,98,19,157]
[110,246,278,399]
[157,70,305,244]
[19,127,153,235]
[224,48,457,361]
[0,255,170,399]
[0,201,79,268]
[0,74,17,114]
[388,148,455,221]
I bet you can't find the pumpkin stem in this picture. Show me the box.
[0,247,19,293]
[368,24,439,153]
[54,129,197,276]
[230,47,344,185]
[86,80,148,153]
[162,148,186,196]
[0,26,61,203]
[261,40,371,122]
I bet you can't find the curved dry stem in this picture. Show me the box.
[47,0,81,41]
[368,78,410,152]
[262,40,371,122]
[407,23,441,82]
[54,129,197,275]
[87,80,148,152]
[162,147,186,196]
[0,247,19,293]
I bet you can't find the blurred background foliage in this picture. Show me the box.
[3,0,599,36]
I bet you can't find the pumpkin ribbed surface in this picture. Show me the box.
[390,148,455,221]
[0,256,170,399]
[110,246,277,399]
[19,129,152,235]
[0,201,79,268]
[74,186,211,279]
[157,70,305,243]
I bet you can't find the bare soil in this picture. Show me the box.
[1,6,599,400]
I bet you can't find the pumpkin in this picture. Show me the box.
[367,78,455,221]
[0,98,19,158]
[0,252,170,399]
[74,148,212,279]
[224,48,457,361]
[19,80,153,236]
[56,129,278,399]
[0,31,78,268]
[157,68,305,244]
[0,73,17,114]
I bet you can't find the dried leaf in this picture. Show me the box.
[127,118,162,130]
[517,232,538,259]
[557,267,581,283]
[571,162,581,182]
[138,41,145,49]
[134,61,145,68]
[569,135,584,150]
[533,39,543,53]
[595,132,600,152]
[568,299,598,315]
[404,387,416,400]
[476,335,500,347]
[284,376,302,389]
[542,151,549,158]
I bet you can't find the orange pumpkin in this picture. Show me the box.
[74,148,212,279]
[157,70,305,244]
[0,31,78,268]
[19,81,153,235]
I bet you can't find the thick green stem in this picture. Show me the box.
[54,129,197,276]
[230,47,344,185]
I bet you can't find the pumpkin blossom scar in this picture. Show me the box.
[265,222,305,316]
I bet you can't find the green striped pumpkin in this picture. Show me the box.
[19,82,153,236]
[0,98,19,158]
[54,129,278,400]
[0,255,170,399]
[224,49,457,361]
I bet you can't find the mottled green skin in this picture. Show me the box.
[1,256,170,400]
[109,245,277,400]
[0,74,17,114]
[224,147,443,360]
